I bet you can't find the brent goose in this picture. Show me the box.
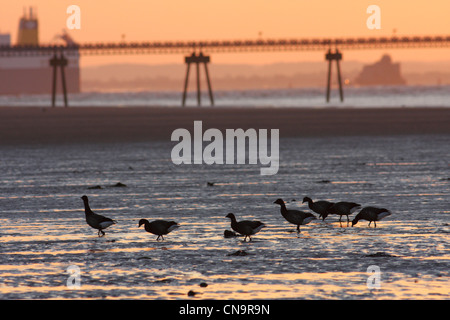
[327,201,361,226]
[225,213,266,241]
[302,197,334,221]
[81,195,117,237]
[274,198,317,233]
[352,207,391,228]
[138,219,180,241]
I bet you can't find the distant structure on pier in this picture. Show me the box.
[16,7,39,45]
[0,7,80,95]
[355,54,406,86]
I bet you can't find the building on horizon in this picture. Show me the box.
[0,7,80,95]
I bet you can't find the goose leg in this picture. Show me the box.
[368,221,372,227]
[297,225,301,233]
[98,230,105,237]
[156,235,161,241]
[346,215,350,226]
[374,221,377,228]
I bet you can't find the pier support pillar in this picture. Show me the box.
[50,50,69,107]
[182,52,214,107]
[325,49,344,102]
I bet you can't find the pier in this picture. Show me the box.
[1,35,449,106]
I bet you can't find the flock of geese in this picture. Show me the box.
[81,195,392,241]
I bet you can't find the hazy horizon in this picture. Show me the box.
[80,58,450,91]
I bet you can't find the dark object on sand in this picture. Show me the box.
[227,250,249,256]
[224,230,238,238]
[365,252,396,258]
[187,290,198,297]
[87,185,102,190]
[112,182,127,187]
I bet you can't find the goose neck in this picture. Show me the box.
[82,199,92,214]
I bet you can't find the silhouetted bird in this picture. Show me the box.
[81,195,117,237]
[327,201,361,226]
[274,198,316,233]
[352,207,391,228]
[138,218,180,241]
[225,213,266,242]
[302,197,335,221]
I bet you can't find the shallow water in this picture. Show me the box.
[0,135,449,299]
[1,85,450,108]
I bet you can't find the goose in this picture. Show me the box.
[138,219,180,241]
[327,201,361,226]
[225,213,266,241]
[81,195,117,237]
[273,198,316,233]
[352,207,391,228]
[302,197,334,221]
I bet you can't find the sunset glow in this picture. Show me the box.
[1,1,450,65]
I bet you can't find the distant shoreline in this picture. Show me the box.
[0,106,449,146]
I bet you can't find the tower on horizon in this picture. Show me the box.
[17,7,39,46]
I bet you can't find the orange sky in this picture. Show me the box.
[1,0,450,66]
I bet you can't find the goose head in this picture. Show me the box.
[225,213,236,220]
[273,198,285,205]
[138,219,147,228]
[302,197,312,204]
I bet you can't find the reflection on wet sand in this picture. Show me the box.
[0,135,448,299]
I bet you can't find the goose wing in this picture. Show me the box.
[284,209,310,224]
[328,202,361,214]
[149,220,179,235]
[91,213,116,229]
[312,200,334,213]
[236,220,265,235]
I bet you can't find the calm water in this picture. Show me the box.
[0,135,449,299]
[1,85,450,108]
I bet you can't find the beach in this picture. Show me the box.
[0,105,449,300]
[0,106,449,145]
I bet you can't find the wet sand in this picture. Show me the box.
[0,106,449,145]
[1,107,449,300]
